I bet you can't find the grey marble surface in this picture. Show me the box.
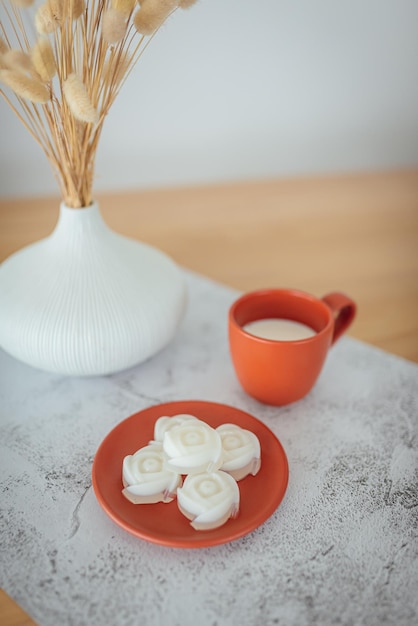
[1,271,417,626]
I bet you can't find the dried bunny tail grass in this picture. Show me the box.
[178,0,198,7]
[0,38,8,55]
[63,73,98,124]
[48,0,64,23]
[2,50,34,73]
[31,38,56,82]
[35,3,58,34]
[134,0,179,35]
[69,0,85,20]
[47,0,83,22]
[10,0,35,7]
[112,0,136,17]
[104,54,131,88]
[102,8,128,44]
[0,69,50,103]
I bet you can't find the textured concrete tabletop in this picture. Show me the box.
[1,272,417,626]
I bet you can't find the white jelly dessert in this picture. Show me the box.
[122,442,182,504]
[153,413,199,443]
[216,423,261,481]
[121,413,263,532]
[177,470,240,531]
[162,419,223,475]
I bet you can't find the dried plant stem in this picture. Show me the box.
[11,3,30,50]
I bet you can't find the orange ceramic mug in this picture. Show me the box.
[228,289,356,405]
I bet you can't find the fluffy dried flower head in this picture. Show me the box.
[46,0,84,22]
[178,0,198,7]
[70,0,85,20]
[2,50,33,74]
[35,3,58,33]
[102,8,128,44]
[0,69,50,103]
[104,54,131,89]
[48,0,64,22]
[10,0,35,6]
[63,73,98,124]
[112,0,136,17]
[0,38,8,55]
[134,0,179,35]
[31,38,56,82]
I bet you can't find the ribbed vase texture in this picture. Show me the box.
[0,202,186,376]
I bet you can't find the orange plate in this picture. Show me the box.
[92,400,289,548]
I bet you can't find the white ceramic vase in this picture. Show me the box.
[0,202,187,376]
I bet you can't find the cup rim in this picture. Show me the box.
[228,288,334,344]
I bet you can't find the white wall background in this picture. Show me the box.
[1,0,418,198]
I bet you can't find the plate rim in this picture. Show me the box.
[92,400,289,548]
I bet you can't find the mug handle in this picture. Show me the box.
[321,292,357,345]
